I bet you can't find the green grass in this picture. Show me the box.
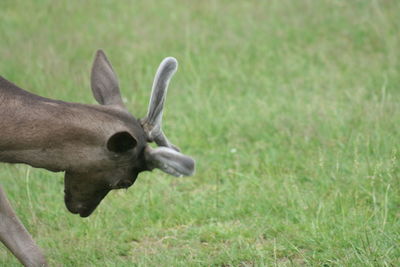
[1,0,399,266]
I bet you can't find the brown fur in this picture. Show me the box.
[0,74,149,215]
[0,51,194,266]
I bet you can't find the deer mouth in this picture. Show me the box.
[64,190,109,218]
[66,203,97,217]
[64,199,98,217]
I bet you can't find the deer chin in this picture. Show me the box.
[78,208,96,218]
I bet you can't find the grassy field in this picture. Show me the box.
[1,0,399,266]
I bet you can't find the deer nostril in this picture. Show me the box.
[76,203,85,210]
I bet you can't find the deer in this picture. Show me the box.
[0,50,195,266]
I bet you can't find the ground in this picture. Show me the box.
[0,0,399,266]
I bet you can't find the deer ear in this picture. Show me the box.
[91,50,124,106]
[144,146,195,177]
[107,132,137,153]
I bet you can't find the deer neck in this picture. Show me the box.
[0,76,120,172]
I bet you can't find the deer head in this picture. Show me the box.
[63,50,195,217]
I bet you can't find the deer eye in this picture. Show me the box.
[115,179,133,189]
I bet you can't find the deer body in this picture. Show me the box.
[0,51,195,266]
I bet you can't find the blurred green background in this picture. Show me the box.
[0,0,399,266]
